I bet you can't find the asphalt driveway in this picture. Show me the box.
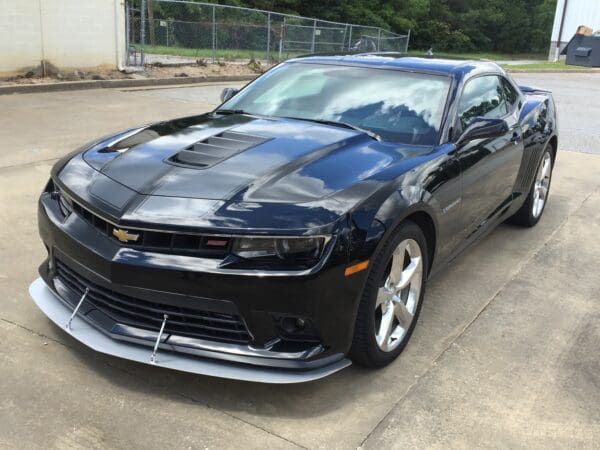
[0,73,598,449]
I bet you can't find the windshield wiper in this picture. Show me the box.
[213,108,249,116]
[283,117,381,141]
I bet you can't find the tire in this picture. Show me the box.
[350,220,428,368]
[509,146,554,227]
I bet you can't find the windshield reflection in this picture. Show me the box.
[221,63,450,145]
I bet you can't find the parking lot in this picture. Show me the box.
[0,72,599,449]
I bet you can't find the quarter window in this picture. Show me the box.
[501,77,520,110]
[458,75,508,128]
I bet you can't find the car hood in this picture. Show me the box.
[56,114,427,232]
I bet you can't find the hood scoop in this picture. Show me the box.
[168,130,271,169]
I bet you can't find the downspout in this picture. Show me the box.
[115,0,125,70]
[554,0,568,61]
[38,0,46,76]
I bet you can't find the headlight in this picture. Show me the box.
[231,236,328,269]
[58,189,73,216]
[46,179,73,217]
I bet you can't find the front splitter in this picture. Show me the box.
[29,277,351,383]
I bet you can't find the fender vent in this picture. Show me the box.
[168,130,270,168]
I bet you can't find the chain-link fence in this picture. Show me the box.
[125,0,410,66]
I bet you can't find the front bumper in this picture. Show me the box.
[30,278,350,383]
[33,190,370,382]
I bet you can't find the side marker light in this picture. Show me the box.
[344,260,369,277]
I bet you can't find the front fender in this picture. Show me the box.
[347,185,441,267]
[346,147,461,277]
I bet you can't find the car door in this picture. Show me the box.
[455,74,524,241]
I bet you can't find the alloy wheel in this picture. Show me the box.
[532,152,552,218]
[374,238,423,352]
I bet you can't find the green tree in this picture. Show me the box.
[130,0,557,54]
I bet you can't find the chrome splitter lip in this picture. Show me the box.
[29,277,351,383]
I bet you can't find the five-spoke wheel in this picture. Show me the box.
[374,239,423,352]
[351,221,427,367]
[532,152,552,218]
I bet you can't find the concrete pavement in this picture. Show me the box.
[0,81,245,169]
[512,72,600,155]
[0,75,599,449]
[363,162,600,449]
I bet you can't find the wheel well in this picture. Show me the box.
[404,211,436,275]
[548,136,558,161]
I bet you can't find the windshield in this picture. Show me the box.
[220,62,451,145]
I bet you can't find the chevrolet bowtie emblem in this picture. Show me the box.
[112,228,140,243]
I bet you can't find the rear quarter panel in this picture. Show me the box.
[512,89,558,198]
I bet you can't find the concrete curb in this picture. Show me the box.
[0,75,257,95]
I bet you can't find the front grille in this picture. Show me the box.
[71,202,230,258]
[55,259,251,344]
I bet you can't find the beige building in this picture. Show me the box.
[0,0,126,76]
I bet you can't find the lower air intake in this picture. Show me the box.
[55,259,252,344]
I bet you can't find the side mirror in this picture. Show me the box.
[456,117,509,146]
[220,88,239,103]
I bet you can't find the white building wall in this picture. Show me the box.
[0,0,125,76]
[0,0,44,73]
[549,0,600,60]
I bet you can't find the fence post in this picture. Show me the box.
[377,28,381,51]
[406,29,411,52]
[125,2,130,65]
[140,0,146,66]
[212,6,216,63]
[266,12,271,63]
[279,16,285,61]
[311,19,316,53]
[348,25,353,51]
[341,24,348,51]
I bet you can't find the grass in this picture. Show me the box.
[138,44,258,60]
[136,44,300,61]
[137,45,597,71]
[142,45,549,63]
[142,45,549,62]
[405,50,547,60]
[501,60,596,71]
[406,50,595,71]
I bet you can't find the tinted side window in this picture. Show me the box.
[458,76,508,128]
[501,77,519,109]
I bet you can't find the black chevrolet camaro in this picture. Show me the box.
[30,54,558,383]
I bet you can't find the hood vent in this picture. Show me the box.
[168,130,270,169]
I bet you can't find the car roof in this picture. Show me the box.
[286,53,505,78]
